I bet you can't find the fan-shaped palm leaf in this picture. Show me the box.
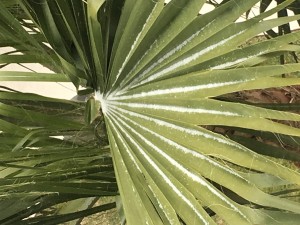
[1,0,300,224]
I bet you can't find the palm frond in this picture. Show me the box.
[0,91,116,224]
[1,0,300,224]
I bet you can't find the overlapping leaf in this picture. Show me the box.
[0,91,117,224]
[101,0,300,224]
